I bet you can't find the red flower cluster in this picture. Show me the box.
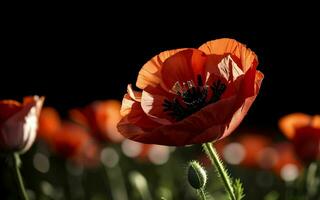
[37,100,123,166]
[38,107,100,167]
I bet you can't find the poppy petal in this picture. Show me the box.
[127,84,142,102]
[0,100,22,123]
[118,101,161,139]
[199,38,258,72]
[206,54,244,82]
[206,55,246,99]
[120,94,136,117]
[161,49,207,91]
[136,48,185,90]
[20,96,44,153]
[140,90,172,125]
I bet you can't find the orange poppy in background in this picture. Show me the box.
[38,107,100,167]
[0,96,44,153]
[69,100,124,143]
[118,38,264,146]
[279,113,316,139]
[279,113,320,163]
[210,132,302,181]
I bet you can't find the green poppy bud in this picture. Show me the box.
[187,160,207,189]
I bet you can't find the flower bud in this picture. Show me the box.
[187,160,207,189]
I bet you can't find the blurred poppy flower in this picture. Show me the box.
[279,113,315,139]
[279,113,320,163]
[234,134,272,167]
[38,107,61,139]
[271,142,302,181]
[293,126,320,163]
[118,38,263,146]
[38,107,100,167]
[211,132,302,180]
[69,100,124,143]
[0,96,44,153]
[51,122,100,167]
[211,133,272,167]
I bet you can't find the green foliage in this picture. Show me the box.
[1,142,320,200]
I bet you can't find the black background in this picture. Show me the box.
[1,6,320,131]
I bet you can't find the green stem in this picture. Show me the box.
[103,165,128,200]
[198,189,207,200]
[305,162,319,199]
[202,143,236,200]
[12,153,29,200]
[284,181,292,200]
[129,171,152,200]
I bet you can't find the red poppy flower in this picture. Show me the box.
[279,113,320,163]
[0,96,44,153]
[38,107,100,167]
[118,38,263,146]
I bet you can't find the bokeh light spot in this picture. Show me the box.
[100,147,119,168]
[121,139,142,158]
[280,164,299,182]
[148,145,170,165]
[222,142,245,165]
[33,153,50,173]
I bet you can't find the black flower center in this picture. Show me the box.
[163,75,226,121]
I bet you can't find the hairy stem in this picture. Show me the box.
[198,189,207,200]
[203,142,236,200]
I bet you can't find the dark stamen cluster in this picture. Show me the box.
[163,75,226,121]
[209,80,226,103]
